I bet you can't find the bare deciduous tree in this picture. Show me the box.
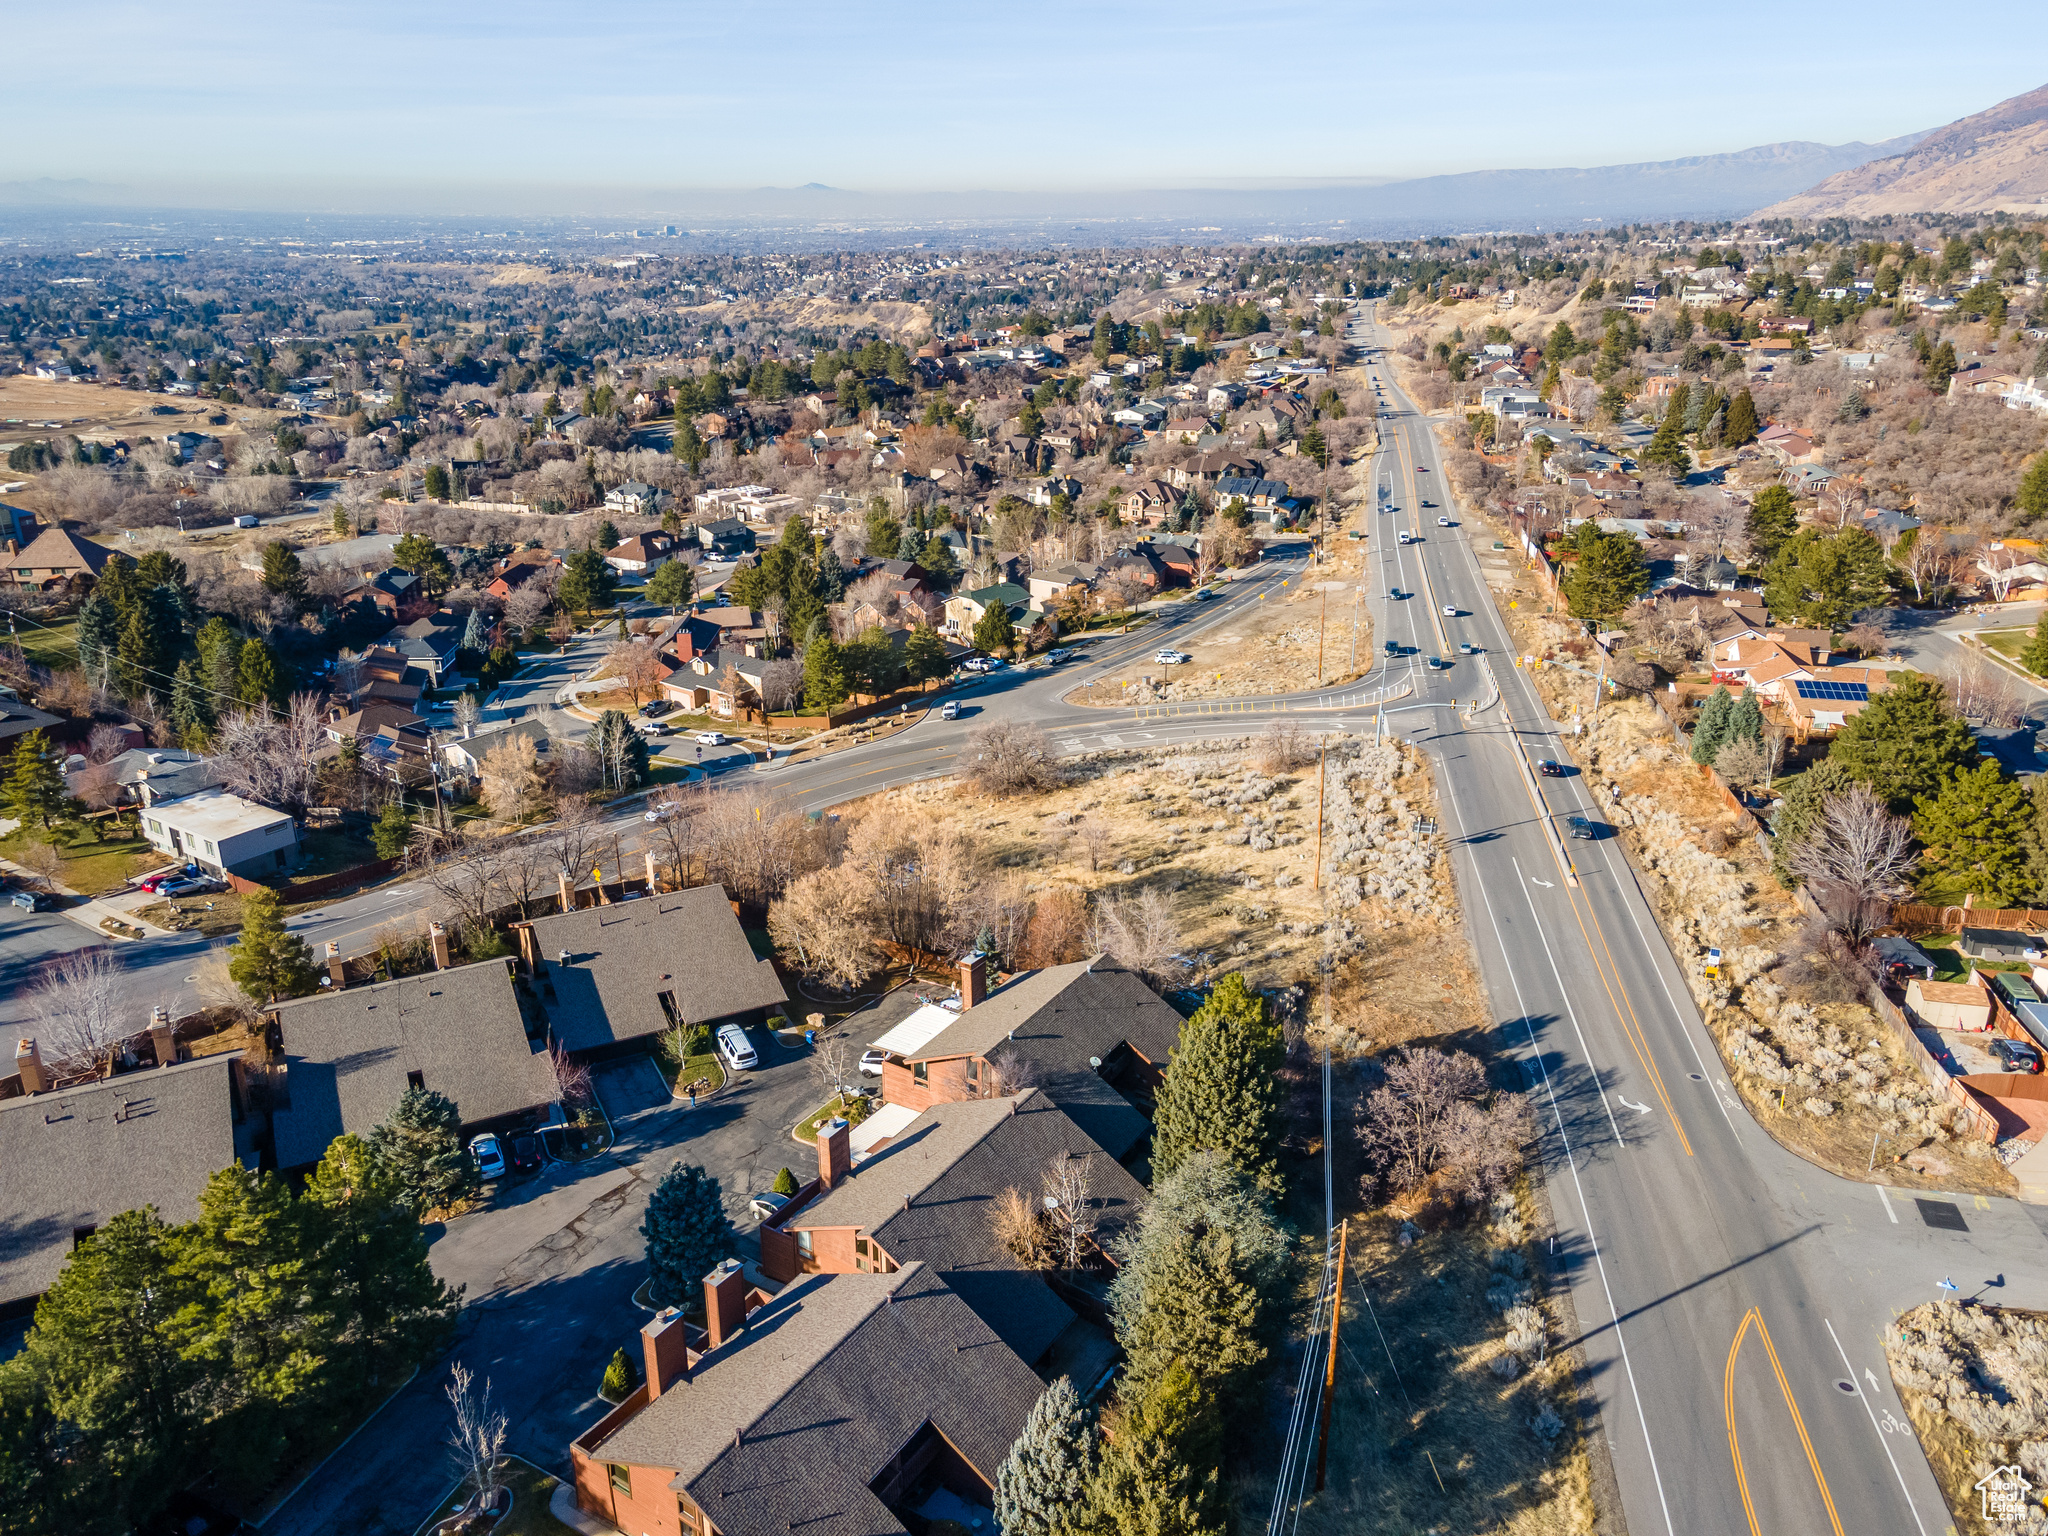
[1071,817,1112,873]
[1902,526,1962,604]
[29,946,127,1071]
[760,658,804,714]
[1040,1151,1099,1271]
[1710,735,1769,792]
[1254,720,1316,774]
[966,720,1064,798]
[549,1041,592,1108]
[17,838,63,891]
[987,1186,1051,1270]
[85,722,127,763]
[809,1032,858,1099]
[1015,887,1089,969]
[1786,784,1919,942]
[1940,654,2026,729]
[480,734,543,823]
[605,639,667,707]
[445,1363,509,1508]
[212,694,327,817]
[414,838,503,938]
[1086,887,1187,992]
[1359,1046,1527,1200]
[501,584,551,637]
[769,863,883,989]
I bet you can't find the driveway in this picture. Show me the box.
[265,1025,832,1536]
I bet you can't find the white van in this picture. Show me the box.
[716,1024,758,1071]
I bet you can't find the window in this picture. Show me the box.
[407,1070,425,1092]
[72,1225,97,1248]
[796,1230,814,1257]
[912,1060,928,1086]
[609,1463,631,1496]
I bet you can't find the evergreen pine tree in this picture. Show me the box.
[2023,612,2048,677]
[771,1167,799,1197]
[641,1162,735,1309]
[3,728,68,830]
[1913,760,2037,905]
[1770,759,1856,889]
[904,623,948,683]
[17,1209,200,1531]
[1644,383,1690,475]
[588,708,650,792]
[1076,1361,1223,1536]
[594,520,620,551]
[74,592,120,689]
[371,1086,478,1216]
[259,541,306,602]
[645,559,695,613]
[0,1353,77,1534]
[600,1347,637,1402]
[460,606,489,655]
[1690,686,1734,765]
[301,1134,459,1394]
[1828,672,1977,812]
[1724,691,1765,750]
[1149,974,1285,1195]
[1723,387,1759,447]
[236,637,286,711]
[94,551,140,622]
[973,599,1017,656]
[116,603,164,698]
[803,636,849,710]
[2018,453,2048,526]
[995,1375,1097,1536]
[371,802,414,860]
[1746,485,1800,562]
[227,887,317,1003]
[171,660,217,750]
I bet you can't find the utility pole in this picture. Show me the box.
[1317,583,1327,685]
[1314,1218,1349,1492]
[1313,739,1327,889]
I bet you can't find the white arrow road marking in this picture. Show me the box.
[1865,1368,1881,1394]
[1617,1095,1652,1117]
[1529,878,1554,888]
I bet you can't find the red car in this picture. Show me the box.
[137,865,196,892]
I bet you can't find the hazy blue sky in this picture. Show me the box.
[6,0,2042,209]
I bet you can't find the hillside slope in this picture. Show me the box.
[1756,82,2048,218]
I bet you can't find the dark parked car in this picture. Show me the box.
[510,1133,543,1172]
[1566,815,1598,840]
[1991,1037,2044,1074]
[1537,760,1568,778]
[10,888,49,911]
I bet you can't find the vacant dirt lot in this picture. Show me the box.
[0,376,265,444]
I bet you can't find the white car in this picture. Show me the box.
[1437,515,1454,526]
[961,656,1006,672]
[694,731,728,746]
[859,1049,889,1077]
[717,1024,758,1071]
[469,1133,507,1180]
[1154,649,1190,665]
[1441,604,1459,617]
[1043,648,1074,664]
[635,719,670,736]
[643,800,680,824]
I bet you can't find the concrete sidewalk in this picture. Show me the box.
[0,853,177,940]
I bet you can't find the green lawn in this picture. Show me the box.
[0,820,157,895]
[794,1092,872,1144]
[413,1457,578,1536]
[1979,628,2034,665]
[1917,940,2029,985]
[15,614,79,672]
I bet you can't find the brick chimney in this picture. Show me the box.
[429,922,451,970]
[644,848,659,894]
[959,951,988,1010]
[15,1037,47,1094]
[557,867,574,912]
[325,939,346,989]
[149,1006,176,1069]
[135,768,151,809]
[704,1258,746,1350]
[818,1116,851,1191]
[641,1307,690,1401]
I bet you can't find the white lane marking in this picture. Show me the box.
[1618,1096,1653,1117]
[1824,1317,1931,1536]
[1434,781,1677,1536]
[1530,877,1554,888]
[1876,1185,1898,1223]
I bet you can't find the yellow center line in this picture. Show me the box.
[1725,1308,1846,1536]
[1560,878,1693,1156]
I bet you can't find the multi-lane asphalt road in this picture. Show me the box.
[26,304,2048,1534]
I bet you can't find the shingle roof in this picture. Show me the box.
[903,959,1184,1157]
[0,1055,241,1304]
[522,885,787,1051]
[791,1091,1146,1361]
[269,961,556,1168]
[0,525,113,577]
[593,1265,1043,1536]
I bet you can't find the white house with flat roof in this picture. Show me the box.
[140,788,301,877]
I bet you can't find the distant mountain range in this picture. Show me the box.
[1756,82,2048,219]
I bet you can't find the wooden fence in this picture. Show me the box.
[1891,904,2048,934]
[1867,985,2002,1143]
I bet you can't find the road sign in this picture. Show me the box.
[1937,1277,1959,1293]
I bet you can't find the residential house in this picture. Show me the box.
[1172,450,1260,491]
[606,532,681,575]
[139,788,301,877]
[696,518,755,558]
[1028,565,1091,608]
[510,886,789,1057]
[1029,476,1083,508]
[605,481,669,516]
[1904,976,1993,1033]
[1206,382,1248,410]
[1758,424,1819,465]
[668,650,769,717]
[2002,376,2048,416]
[485,548,563,600]
[1120,478,1179,522]
[0,526,113,592]
[1779,672,1890,737]
[65,747,219,806]
[1214,475,1290,510]
[761,1092,1146,1366]
[863,955,1184,1159]
[387,614,465,683]
[693,485,777,518]
[1,1052,246,1310]
[323,700,427,748]
[1158,413,1212,443]
[339,567,432,624]
[440,714,560,782]
[944,583,1032,638]
[267,957,557,1171]
[570,1263,1042,1536]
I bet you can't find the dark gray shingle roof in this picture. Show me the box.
[269,960,556,1168]
[791,1090,1146,1362]
[592,1264,1043,1536]
[903,959,1184,1157]
[524,886,787,1051]
[0,1055,241,1304]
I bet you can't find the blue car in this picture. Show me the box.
[10,889,49,911]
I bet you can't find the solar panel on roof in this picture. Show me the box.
[1793,679,1869,702]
